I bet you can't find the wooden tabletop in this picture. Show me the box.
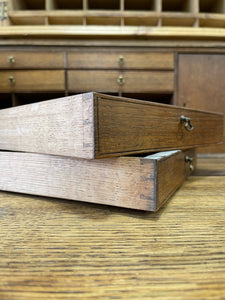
[0,155,225,299]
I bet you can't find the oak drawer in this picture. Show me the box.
[0,52,64,69]
[0,149,195,211]
[0,92,223,159]
[0,71,65,92]
[67,52,174,70]
[68,70,174,93]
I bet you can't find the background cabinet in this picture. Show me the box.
[176,53,225,152]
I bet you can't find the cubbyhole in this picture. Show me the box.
[124,16,158,26]
[48,16,83,25]
[124,0,156,11]
[162,0,193,12]
[88,0,120,10]
[162,17,195,26]
[122,93,173,105]
[199,0,225,13]
[0,94,12,109]
[86,16,121,25]
[11,0,45,10]
[50,0,83,10]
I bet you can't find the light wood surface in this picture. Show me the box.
[0,26,225,40]
[0,92,223,159]
[0,149,195,211]
[0,155,225,299]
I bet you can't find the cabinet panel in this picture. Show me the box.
[67,52,174,70]
[0,71,65,92]
[177,54,225,153]
[68,70,174,93]
[0,52,64,69]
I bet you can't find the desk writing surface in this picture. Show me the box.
[0,156,225,299]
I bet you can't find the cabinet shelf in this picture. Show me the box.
[4,0,225,29]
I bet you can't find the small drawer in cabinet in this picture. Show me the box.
[0,71,65,92]
[68,70,174,93]
[67,52,174,70]
[0,52,64,69]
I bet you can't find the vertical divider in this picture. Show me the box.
[120,0,124,26]
[83,0,87,25]
[155,0,161,12]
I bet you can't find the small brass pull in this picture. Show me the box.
[185,155,194,171]
[8,56,15,64]
[8,75,15,85]
[118,55,124,66]
[180,115,194,132]
[117,75,125,85]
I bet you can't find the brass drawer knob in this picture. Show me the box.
[180,115,194,132]
[118,55,124,66]
[117,75,125,85]
[8,75,15,85]
[185,155,194,171]
[8,56,15,64]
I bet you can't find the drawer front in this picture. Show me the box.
[149,149,196,210]
[0,52,64,69]
[67,52,174,70]
[0,71,65,92]
[95,94,224,157]
[68,70,174,93]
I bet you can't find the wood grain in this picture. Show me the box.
[0,92,223,159]
[0,149,195,211]
[95,93,223,157]
[0,155,225,299]
[0,92,94,158]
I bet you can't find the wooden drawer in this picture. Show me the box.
[0,92,223,159]
[67,52,174,70]
[0,71,65,92]
[0,52,64,69]
[0,149,195,211]
[68,70,174,93]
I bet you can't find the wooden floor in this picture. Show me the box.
[0,155,225,299]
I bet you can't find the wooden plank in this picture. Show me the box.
[0,149,195,211]
[68,70,174,93]
[0,92,223,159]
[0,70,65,92]
[0,26,224,40]
[67,52,174,70]
[0,51,64,69]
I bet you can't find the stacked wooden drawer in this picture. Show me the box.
[0,92,223,211]
[0,51,65,92]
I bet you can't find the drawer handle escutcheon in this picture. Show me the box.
[180,115,194,132]
[117,75,125,85]
[118,55,124,65]
[8,56,15,64]
[185,155,194,171]
[8,76,15,85]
